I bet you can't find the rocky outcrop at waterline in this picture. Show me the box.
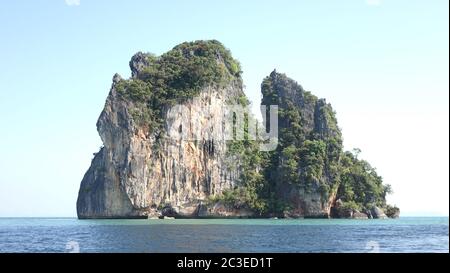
[77,40,399,219]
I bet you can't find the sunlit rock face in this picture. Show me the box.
[77,69,245,219]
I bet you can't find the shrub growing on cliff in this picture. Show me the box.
[280,145,300,184]
[116,79,152,101]
[224,116,270,214]
[340,200,362,211]
[209,186,267,214]
[298,140,326,186]
[337,150,388,210]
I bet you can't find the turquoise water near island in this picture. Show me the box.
[0,217,447,253]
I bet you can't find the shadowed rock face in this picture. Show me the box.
[261,71,342,218]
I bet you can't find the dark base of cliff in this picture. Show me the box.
[77,215,399,220]
[78,216,149,219]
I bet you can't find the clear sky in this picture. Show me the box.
[0,0,448,217]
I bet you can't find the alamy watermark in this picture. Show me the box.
[65,0,80,6]
[65,241,80,253]
[365,241,380,253]
[166,102,278,151]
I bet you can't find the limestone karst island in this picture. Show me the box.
[77,40,400,220]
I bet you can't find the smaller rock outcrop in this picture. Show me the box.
[332,199,368,219]
[129,52,152,78]
[385,205,400,218]
[371,206,388,219]
[352,211,369,220]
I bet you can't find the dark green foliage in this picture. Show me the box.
[337,150,390,210]
[223,114,270,214]
[333,200,362,217]
[340,200,362,211]
[385,204,400,218]
[129,106,153,128]
[237,95,250,107]
[116,40,241,128]
[318,103,339,133]
[304,91,318,105]
[298,140,326,187]
[116,79,152,101]
[279,101,305,147]
[261,77,278,106]
[280,145,300,184]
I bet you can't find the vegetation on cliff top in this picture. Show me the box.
[115,40,242,128]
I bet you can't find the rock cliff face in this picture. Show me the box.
[77,41,248,218]
[77,40,398,219]
[77,67,244,218]
[261,71,342,218]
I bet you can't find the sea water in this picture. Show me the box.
[0,217,447,253]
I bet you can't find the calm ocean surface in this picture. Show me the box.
[0,217,447,253]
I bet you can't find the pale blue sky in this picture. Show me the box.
[0,0,448,216]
